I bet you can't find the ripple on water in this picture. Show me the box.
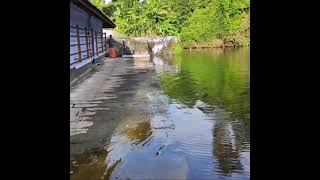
[71,48,250,180]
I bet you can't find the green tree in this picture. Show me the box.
[90,0,105,10]
[180,0,250,47]
[100,0,250,48]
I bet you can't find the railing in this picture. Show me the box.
[70,25,108,65]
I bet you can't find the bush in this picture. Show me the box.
[180,0,250,48]
[180,7,217,47]
[173,43,183,55]
[101,0,250,48]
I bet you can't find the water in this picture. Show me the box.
[71,47,250,179]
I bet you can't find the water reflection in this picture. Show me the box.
[213,120,243,175]
[71,47,250,179]
[70,122,153,180]
[159,48,250,123]
[70,150,120,180]
[155,47,250,178]
[121,121,153,145]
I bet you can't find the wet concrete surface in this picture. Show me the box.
[70,48,250,180]
[70,57,159,179]
[71,57,155,149]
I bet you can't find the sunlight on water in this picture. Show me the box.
[70,47,250,180]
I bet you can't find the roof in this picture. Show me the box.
[71,0,116,28]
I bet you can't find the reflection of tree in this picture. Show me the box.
[160,47,250,123]
[71,122,153,180]
[71,151,106,180]
[103,158,121,179]
[160,69,199,107]
[159,48,250,175]
[70,149,119,180]
[213,120,243,175]
[121,121,152,145]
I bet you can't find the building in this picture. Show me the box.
[70,0,116,70]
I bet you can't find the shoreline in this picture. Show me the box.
[183,44,250,49]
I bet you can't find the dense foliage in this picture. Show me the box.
[90,0,106,10]
[180,0,250,47]
[90,0,250,48]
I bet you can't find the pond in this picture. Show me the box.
[71,47,250,180]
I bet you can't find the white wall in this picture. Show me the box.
[70,2,107,69]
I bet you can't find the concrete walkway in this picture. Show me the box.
[70,57,155,155]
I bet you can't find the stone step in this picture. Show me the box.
[126,46,148,50]
[132,50,149,55]
[122,54,150,58]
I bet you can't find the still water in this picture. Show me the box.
[71,47,250,179]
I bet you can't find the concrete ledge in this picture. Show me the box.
[122,54,150,58]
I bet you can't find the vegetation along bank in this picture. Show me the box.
[91,0,250,50]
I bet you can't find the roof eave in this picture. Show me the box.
[72,0,116,28]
